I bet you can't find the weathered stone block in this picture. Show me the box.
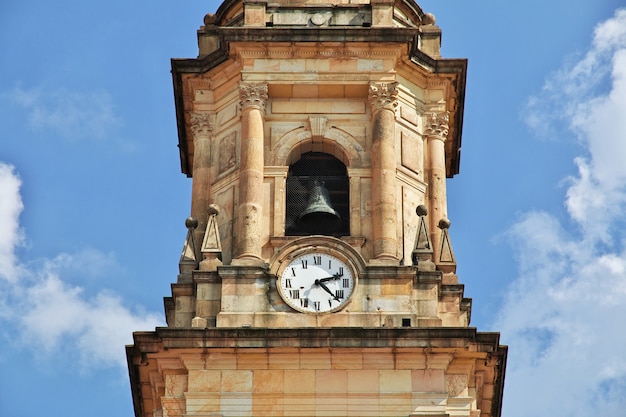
[221,370,253,392]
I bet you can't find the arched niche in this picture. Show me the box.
[285,152,349,236]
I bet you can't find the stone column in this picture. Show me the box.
[424,111,450,263]
[236,83,268,262]
[369,82,399,262]
[190,112,214,259]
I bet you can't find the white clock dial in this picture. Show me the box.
[278,252,355,313]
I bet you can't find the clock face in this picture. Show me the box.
[278,252,355,313]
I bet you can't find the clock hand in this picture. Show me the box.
[315,279,340,301]
[318,272,343,283]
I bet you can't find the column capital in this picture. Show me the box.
[368,82,399,113]
[190,112,214,139]
[239,82,269,113]
[424,111,450,140]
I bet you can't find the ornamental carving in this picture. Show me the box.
[368,82,399,112]
[219,132,237,172]
[424,111,450,139]
[446,374,468,397]
[239,83,269,113]
[308,116,328,141]
[189,112,213,139]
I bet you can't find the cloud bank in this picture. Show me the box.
[0,162,163,371]
[502,8,626,417]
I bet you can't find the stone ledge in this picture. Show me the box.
[130,326,504,353]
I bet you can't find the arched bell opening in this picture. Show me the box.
[285,152,350,237]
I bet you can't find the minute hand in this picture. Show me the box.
[315,280,341,301]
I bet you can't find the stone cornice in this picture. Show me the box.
[233,43,404,59]
[215,26,421,48]
[131,326,506,352]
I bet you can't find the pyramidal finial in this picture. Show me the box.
[437,217,456,273]
[179,217,199,275]
[412,205,435,271]
[199,204,223,271]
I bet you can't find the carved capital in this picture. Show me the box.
[368,82,399,113]
[190,112,213,139]
[424,111,450,139]
[239,83,268,113]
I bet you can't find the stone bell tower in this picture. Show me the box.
[126,1,507,416]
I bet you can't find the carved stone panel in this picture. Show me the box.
[219,132,237,173]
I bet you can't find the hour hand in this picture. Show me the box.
[319,272,342,283]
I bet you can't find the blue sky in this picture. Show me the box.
[1,1,625,416]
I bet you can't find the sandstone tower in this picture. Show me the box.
[126,1,507,416]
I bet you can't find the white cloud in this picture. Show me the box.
[499,213,626,416]
[566,45,626,242]
[20,269,162,369]
[502,8,626,417]
[0,161,163,371]
[0,163,24,283]
[7,85,121,141]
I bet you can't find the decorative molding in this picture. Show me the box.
[424,111,450,139]
[446,374,468,397]
[308,116,328,141]
[239,82,269,113]
[368,82,399,112]
[272,126,362,168]
[233,44,403,59]
[189,112,213,139]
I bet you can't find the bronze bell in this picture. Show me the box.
[299,180,341,233]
